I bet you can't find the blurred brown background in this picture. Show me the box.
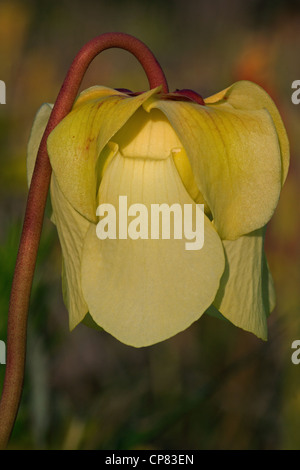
[0,0,300,450]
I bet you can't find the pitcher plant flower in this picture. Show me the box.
[0,33,289,447]
[28,80,289,347]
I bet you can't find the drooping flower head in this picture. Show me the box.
[27,56,289,348]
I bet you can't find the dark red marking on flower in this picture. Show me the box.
[114,88,205,106]
[115,88,133,94]
[172,89,205,105]
[114,89,143,97]
[85,136,95,150]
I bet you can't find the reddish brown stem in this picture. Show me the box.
[0,32,168,449]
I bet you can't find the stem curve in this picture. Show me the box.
[0,32,168,449]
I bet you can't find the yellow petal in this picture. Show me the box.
[172,147,212,217]
[205,80,289,184]
[148,97,282,240]
[81,151,225,347]
[213,226,275,340]
[47,86,161,223]
[50,175,89,329]
[73,85,126,109]
[27,102,53,186]
[113,106,182,159]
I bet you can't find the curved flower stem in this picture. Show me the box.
[0,32,168,449]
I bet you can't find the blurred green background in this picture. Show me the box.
[1,0,300,450]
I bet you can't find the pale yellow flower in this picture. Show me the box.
[27,81,289,347]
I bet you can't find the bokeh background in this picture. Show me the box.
[0,0,300,450]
